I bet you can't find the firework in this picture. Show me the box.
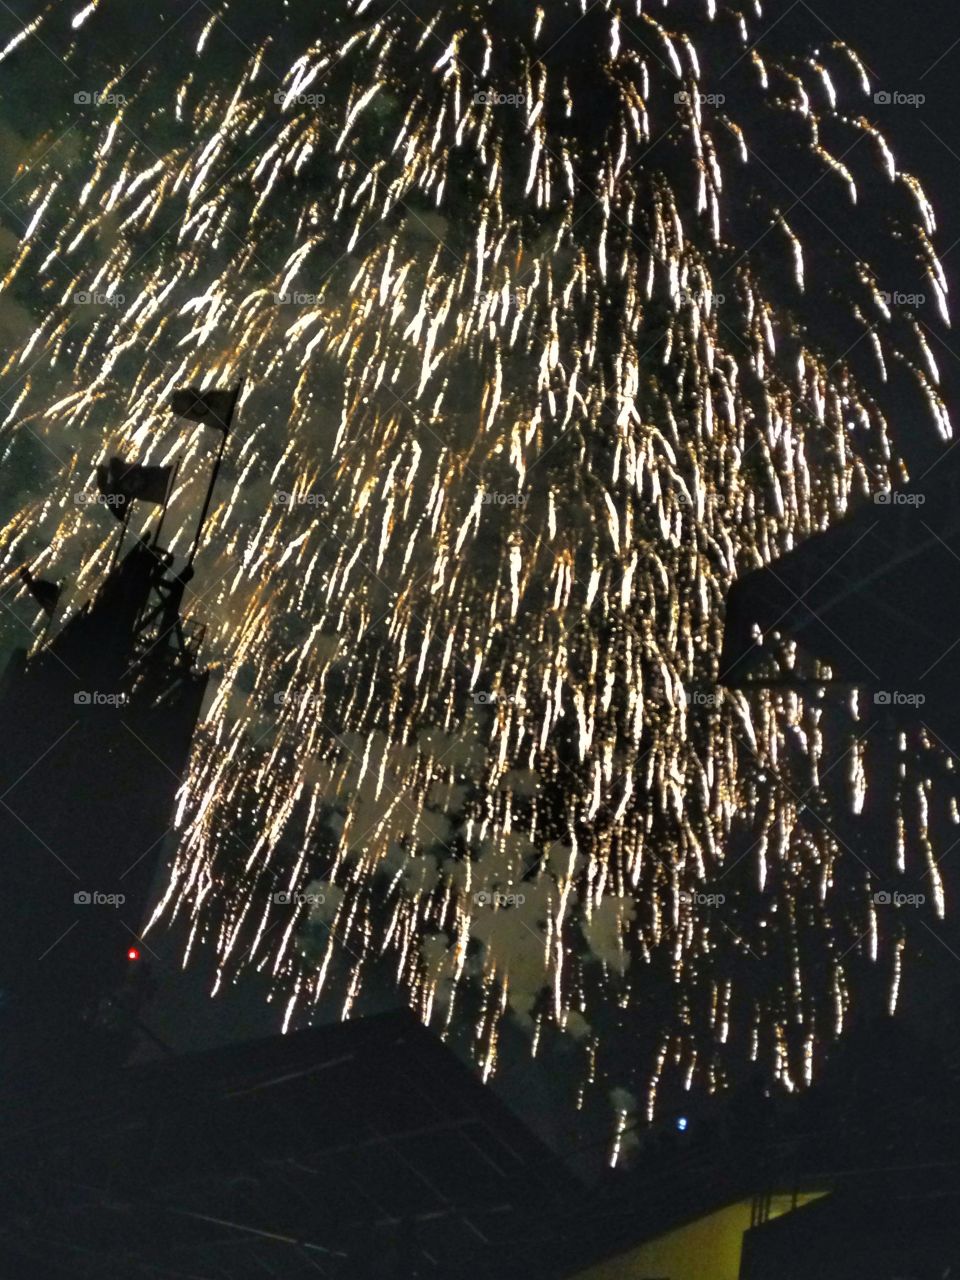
[0,0,951,1137]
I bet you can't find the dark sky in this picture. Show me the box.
[810,0,960,464]
[831,0,960,255]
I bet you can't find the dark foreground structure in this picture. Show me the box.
[2,999,960,1278]
[0,473,578,1277]
[0,1009,576,1278]
[552,998,960,1278]
[0,534,207,1066]
[1,441,959,1276]
[720,449,960,750]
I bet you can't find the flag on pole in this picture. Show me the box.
[170,382,241,433]
[96,457,173,521]
[19,567,60,615]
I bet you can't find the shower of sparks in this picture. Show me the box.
[0,0,954,1130]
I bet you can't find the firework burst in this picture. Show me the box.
[0,0,952,1132]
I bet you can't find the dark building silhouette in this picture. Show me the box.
[0,490,577,1278]
[0,1008,577,1279]
[0,532,207,1066]
[720,446,960,750]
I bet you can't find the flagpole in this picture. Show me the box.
[186,380,242,570]
[110,502,132,572]
[37,600,56,648]
[151,454,182,553]
[19,568,60,647]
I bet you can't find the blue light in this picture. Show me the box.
[676,1116,689,1132]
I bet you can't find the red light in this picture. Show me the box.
[127,946,141,961]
